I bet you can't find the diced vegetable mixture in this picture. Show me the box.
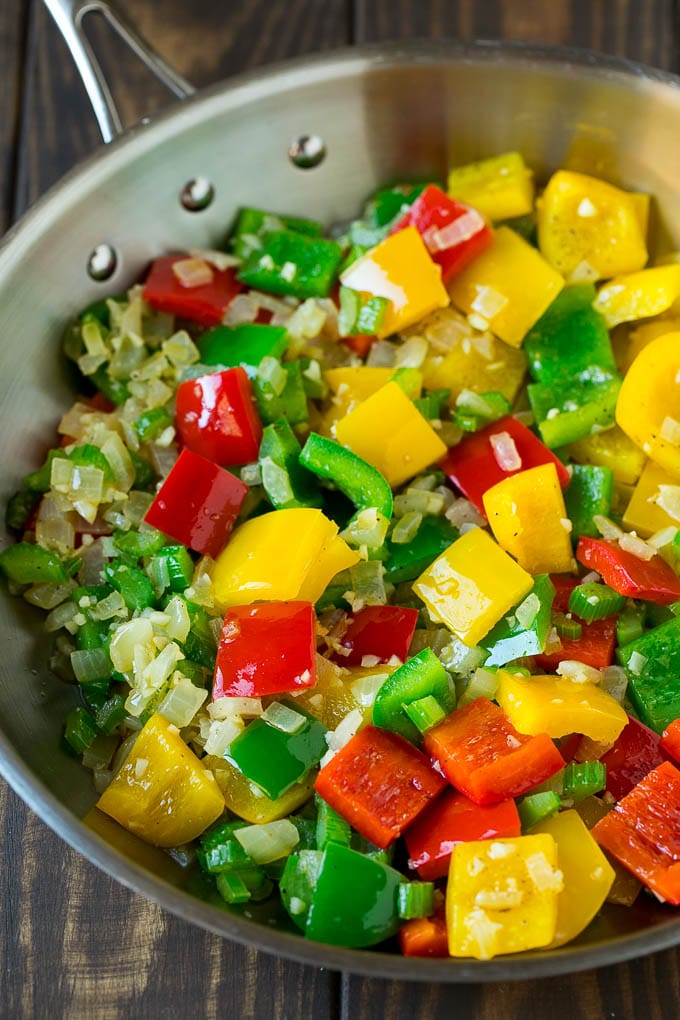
[7,153,680,959]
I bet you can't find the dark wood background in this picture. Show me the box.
[2,1,680,1016]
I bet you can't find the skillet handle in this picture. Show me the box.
[42,0,196,143]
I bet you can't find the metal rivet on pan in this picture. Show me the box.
[288,135,326,169]
[87,243,117,281]
[181,177,215,211]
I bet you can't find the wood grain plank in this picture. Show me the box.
[0,0,29,231]
[15,0,352,214]
[354,0,678,69]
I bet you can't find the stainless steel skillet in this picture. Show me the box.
[2,0,680,981]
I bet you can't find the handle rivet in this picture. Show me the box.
[181,177,215,211]
[87,243,117,281]
[288,135,326,169]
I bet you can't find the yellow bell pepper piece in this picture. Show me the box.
[334,381,447,488]
[625,317,680,371]
[568,425,645,486]
[446,834,562,959]
[496,670,628,744]
[97,714,225,847]
[537,170,648,280]
[482,463,575,575]
[446,151,534,221]
[622,460,680,537]
[533,810,614,948]
[594,265,680,328]
[340,226,449,339]
[448,226,564,348]
[203,755,315,824]
[616,331,680,478]
[417,308,527,405]
[413,528,533,647]
[212,508,358,610]
[296,533,360,603]
[319,366,394,435]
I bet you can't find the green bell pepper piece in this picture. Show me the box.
[90,365,130,406]
[524,284,617,385]
[0,542,75,585]
[259,419,323,510]
[95,693,127,734]
[383,516,459,584]
[198,323,289,373]
[454,391,511,433]
[227,707,327,799]
[112,529,165,561]
[253,360,309,426]
[372,648,453,744]
[104,561,156,613]
[305,842,403,948]
[616,602,645,646]
[64,706,98,755]
[134,407,174,444]
[5,489,39,532]
[564,464,613,540]
[151,546,194,592]
[413,389,450,421]
[230,207,323,260]
[280,850,324,932]
[617,616,680,732]
[481,574,555,666]
[299,432,393,520]
[238,230,343,299]
[198,819,253,874]
[528,375,622,449]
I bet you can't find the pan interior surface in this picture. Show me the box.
[2,41,680,980]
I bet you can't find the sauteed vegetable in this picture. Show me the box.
[6,151,680,959]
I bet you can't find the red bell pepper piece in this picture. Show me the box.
[534,574,617,671]
[399,910,449,958]
[175,366,263,467]
[341,334,377,358]
[142,255,243,327]
[660,718,680,765]
[144,447,247,559]
[441,415,571,514]
[213,601,317,699]
[332,606,419,666]
[423,697,564,806]
[576,536,680,605]
[592,761,680,904]
[598,716,667,800]
[314,725,447,849]
[405,788,521,880]
[390,184,493,282]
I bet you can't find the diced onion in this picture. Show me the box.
[627,650,648,675]
[470,285,508,320]
[394,336,428,368]
[618,533,656,561]
[654,485,680,522]
[593,515,624,541]
[157,675,208,727]
[172,257,214,289]
[489,431,522,472]
[234,820,300,864]
[601,665,628,704]
[208,696,263,720]
[459,667,499,707]
[423,208,485,253]
[660,416,680,446]
[648,525,679,549]
[260,701,306,733]
[556,660,602,684]
[110,618,154,673]
[445,498,486,530]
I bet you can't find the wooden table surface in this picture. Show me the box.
[2,1,680,1016]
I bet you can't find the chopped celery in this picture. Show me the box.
[397,881,435,920]
[562,761,606,802]
[568,582,626,623]
[315,796,352,850]
[518,791,561,831]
